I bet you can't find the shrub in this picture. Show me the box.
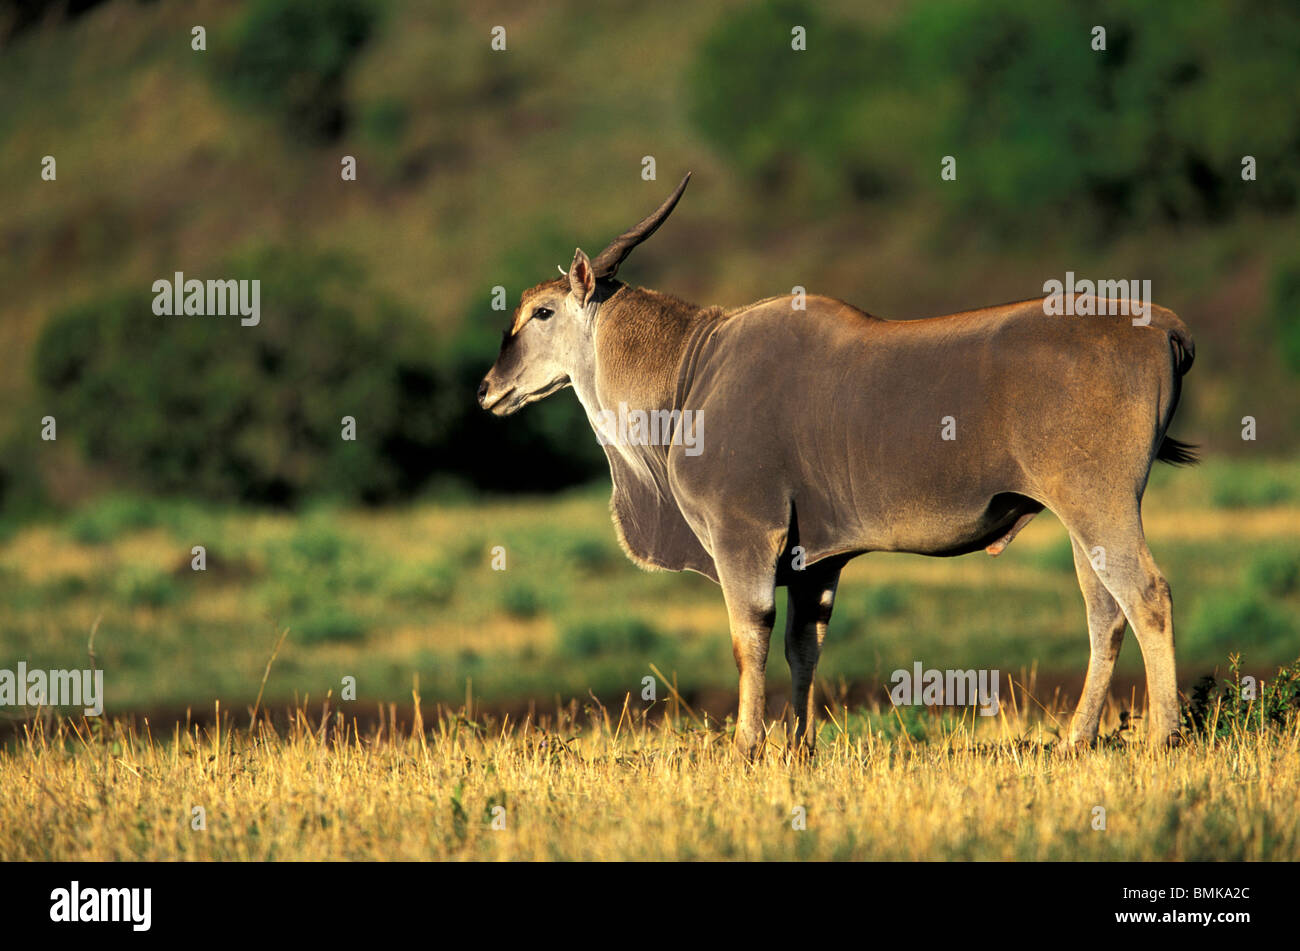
[114,567,181,609]
[1186,592,1294,651]
[560,617,664,659]
[288,523,346,566]
[687,0,898,204]
[1184,654,1300,737]
[1210,466,1295,508]
[500,582,541,619]
[35,246,447,506]
[67,495,161,545]
[566,537,622,575]
[863,584,907,619]
[211,0,377,141]
[1040,537,1079,574]
[293,608,367,644]
[383,560,456,606]
[1271,252,1300,375]
[689,0,1300,233]
[1247,550,1300,598]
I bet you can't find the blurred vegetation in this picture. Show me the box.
[1272,249,1300,375]
[1,0,1298,517]
[690,0,1300,232]
[0,463,1297,712]
[27,240,606,506]
[34,247,445,505]
[211,0,378,141]
[0,0,1294,519]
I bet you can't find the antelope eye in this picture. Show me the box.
[532,307,554,320]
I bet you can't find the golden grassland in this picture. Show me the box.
[3,700,1298,861]
[1,462,1297,860]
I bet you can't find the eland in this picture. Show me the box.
[478,174,1196,757]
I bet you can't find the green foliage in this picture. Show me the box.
[1184,654,1300,737]
[872,703,933,743]
[560,617,664,659]
[500,582,541,619]
[67,495,161,545]
[211,0,377,141]
[0,415,48,521]
[114,567,181,609]
[565,537,622,575]
[863,583,907,619]
[1040,537,1078,574]
[359,97,409,147]
[1186,591,1294,651]
[1209,465,1296,508]
[687,0,902,204]
[293,608,367,644]
[382,559,456,606]
[1247,550,1300,599]
[689,0,1300,233]
[289,522,345,566]
[1271,251,1300,375]
[35,247,448,506]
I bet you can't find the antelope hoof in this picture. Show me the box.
[733,727,764,762]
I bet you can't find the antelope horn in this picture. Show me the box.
[590,172,691,279]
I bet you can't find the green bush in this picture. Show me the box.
[687,0,900,204]
[211,0,377,141]
[1271,252,1300,375]
[0,414,48,520]
[689,0,1300,233]
[1187,591,1294,651]
[915,0,1300,231]
[1210,466,1295,508]
[1247,550,1300,598]
[288,523,346,566]
[382,559,456,606]
[1185,654,1300,737]
[863,584,907,619]
[566,537,622,575]
[560,617,665,659]
[67,495,161,545]
[293,608,367,644]
[1039,537,1079,575]
[500,582,541,619]
[114,567,182,609]
[35,246,448,506]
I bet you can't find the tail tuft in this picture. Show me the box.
[1157,436,1199,467]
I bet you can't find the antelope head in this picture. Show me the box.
[476,173,691,416]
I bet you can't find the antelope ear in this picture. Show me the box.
[568,248,595,307]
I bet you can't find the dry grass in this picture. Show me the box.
[3,702,1298,861]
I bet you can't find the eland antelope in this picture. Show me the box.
[478,174,1196,757]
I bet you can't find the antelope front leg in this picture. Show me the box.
[721,576,777,760]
